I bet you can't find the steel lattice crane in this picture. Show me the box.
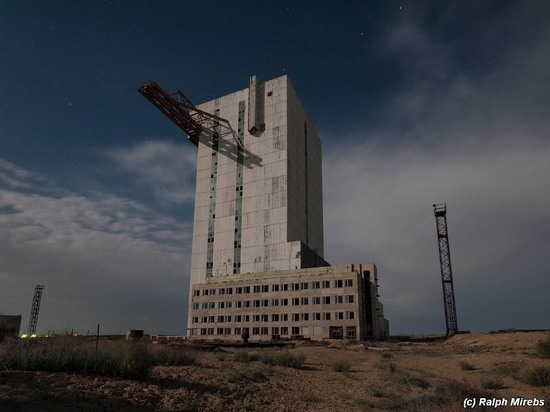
[138,82,244,149]
[433,204,458,336]
[28,285,45,336]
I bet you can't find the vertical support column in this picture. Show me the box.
[233,101,245,274]
[433,203,458,336]
[206,112,221,277]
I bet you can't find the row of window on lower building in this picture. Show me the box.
[195,325,357,338]
[193,279,354,297]
[191,311,355,324]
[192,295,355,310]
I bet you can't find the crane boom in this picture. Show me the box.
[138,82,243,149]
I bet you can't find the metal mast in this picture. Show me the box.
[433,204,458,336]
[28,285,45,336]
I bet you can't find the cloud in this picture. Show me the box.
[323,17,550,334]
[0,158,192,335]
[107,140,197,205]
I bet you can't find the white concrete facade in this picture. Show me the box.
[184,75,389,339]
[189,263,388,341]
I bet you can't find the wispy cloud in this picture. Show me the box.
[323,17,550,333]
[0,157,191,334]
[107,140,197,205]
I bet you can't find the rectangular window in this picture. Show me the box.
[201,328,207,335]
[235,327,242,335]
[272,284,280,292]
[244,286,250,294]
[346,295,354,303]
[254,285,261,293]
[262,285,269,293]
[272,327,280,335]
[336,312,344,320]
[253,315,260,322]
[208,328,214,335]
[292,313,300,321]
[323,296,331,304]
[301,297,309,305]
[335,280,343,288]
[244,315,250,322]
[218,316,225,323]
[335,296,343,304]
[261,327,269,335]
[226,316,232,322]
[227,302,232,309]
[322,280,330,288]
[272,314,280,322]
[301,313,309,321]
[282,314,289,321]
[244,301,250,308]
[292,298,300,306]
[253,300,261,307]
[263,299,269,307]
[236,301,242,308]
[323,312,331,320]
[282,284,289,291]
[209,302,215,309]
[301,282,309,290]
[292,327,300,335]
[236,315,242,322]
[345,279,353,287]
[313,297,321,305]
[314,313,321,321]
[252,327,260,335]
[281,326,288,335]
[292,283,300,291]
[282,299,288,306]
[217,302,225,309]
[225,328,231,335]
[227,287,233,294]
[219,288,225,295]
[272,299,279,306]
[262,314,268,322]
[236,287,243,294]
[312,281,320,289]
[209,316,215,323]
[346,311,355,320]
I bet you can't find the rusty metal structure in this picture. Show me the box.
[138,82,244,149]
[28,284,45,336]
[433,204,458,336]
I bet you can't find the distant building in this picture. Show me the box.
[185,75,388,340]
[0,315,22,340]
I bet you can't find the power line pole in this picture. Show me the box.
[433,204,458,336]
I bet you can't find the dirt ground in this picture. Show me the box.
[1,332,549,411]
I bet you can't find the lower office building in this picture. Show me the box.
[188,263,389,341]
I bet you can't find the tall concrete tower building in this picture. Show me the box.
[190,75,327,286]
[140,75,389,341]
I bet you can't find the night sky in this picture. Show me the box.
[1,1,549,335]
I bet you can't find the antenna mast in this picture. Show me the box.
[28,285,45,336]
[433,204,458,336]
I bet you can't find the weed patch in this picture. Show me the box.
[459,361,476,371]
[481,378,505,389]
[537,335,550,359]
[523,366,550,387]
[332,360,352,373]
[261,351,305,369]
